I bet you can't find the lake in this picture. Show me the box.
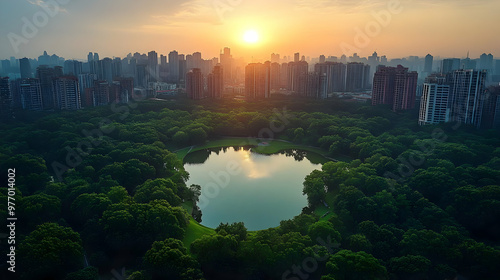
[183,146,325,231]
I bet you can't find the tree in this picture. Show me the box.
[308,221,341,245]
[388,255,431,279]
[144,238,204,280]
[216,222,248,241]
[322,250,387,280]
[134,178,182,206]
[303,170,326,207]
[19,223,84,279]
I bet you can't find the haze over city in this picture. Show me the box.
[1,0,500,60]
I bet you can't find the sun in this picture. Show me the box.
[243,30,259,44]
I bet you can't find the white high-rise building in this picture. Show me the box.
[449,69,487,128]
[419,83,450,125]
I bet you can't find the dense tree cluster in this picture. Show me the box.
[0,97,498,279]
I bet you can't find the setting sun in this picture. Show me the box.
[243,30,259,44]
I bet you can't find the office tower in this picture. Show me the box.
[419,78,450,125]
[441,58,461,74]
[54,76,81,110]
[481,86,500,129]
[186,68,203,100]
[20,58,32,79]
[270,62,281,91]
[424,54,433,73]
[294,53,300,63]
[220,48,233,85]
[372,65,418,111]
[315,62,346,93]
[448,69,487,128]
[245,62,271,100]
[319,55,326,64]
[0,77,12,120]
[38,51,51,66]
[346,62,369,92]
[94,81,110,106]
[168,51,180,83]
[20,78,43,111]
[207,64,223,99]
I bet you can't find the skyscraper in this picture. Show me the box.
[37,65,62,110]
[346,62,369,92]
[481,86,500,129]
[315,62,346,93]
[20,78,43,111]
[148,51,158,82]
[93,81,110,106]
[220,48,233,85]
[287,61,308,96]
[448,69,487,128]
[207,64,223,99]
[186,68,204,100]
[0,77,12,120]
[245,63,270,100]
[20,58,32,79]
[424,54,433,73]
[54,76,81,110]
[419,77,450,125]
[168,51,180,83]
[372,65,418,111]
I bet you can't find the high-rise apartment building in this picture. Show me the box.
[372,65,418,111]
[54,76,81,110]
[186,68,204,100]
[448,69,487,128]
[245,62,271,100]
[207,64,223,99]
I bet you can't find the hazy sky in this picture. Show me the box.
[1,0,499,61]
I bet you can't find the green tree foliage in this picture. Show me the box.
[19,223,84,279]
[134,178,181,205]
[322,250,387,280]
[216,222,248,241]
[144,238,204,280]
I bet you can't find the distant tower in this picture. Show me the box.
[19,58,32,79]
[424,54,433,73]
[207,64,223,99]
[168,50,180,83]
[186,68,203,100]
[20,78,43,111]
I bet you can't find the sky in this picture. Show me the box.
[1,0,499,61]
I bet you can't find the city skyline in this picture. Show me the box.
[1,0,500,60]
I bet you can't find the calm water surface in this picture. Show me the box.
[184,147,325,230]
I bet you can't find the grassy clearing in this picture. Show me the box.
[183,217,216,252]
